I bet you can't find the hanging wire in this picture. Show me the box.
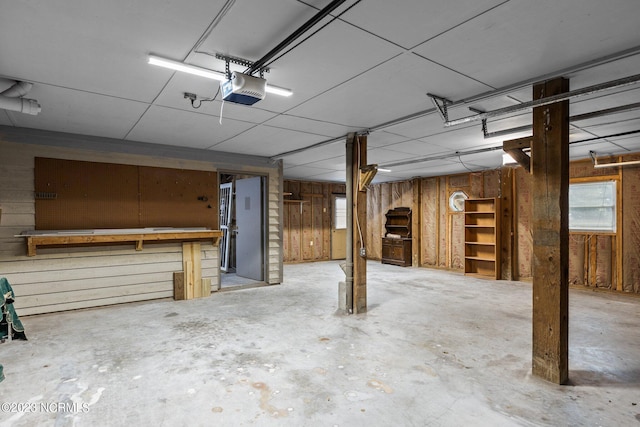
[457,154,475,173]
[189,86,221,109]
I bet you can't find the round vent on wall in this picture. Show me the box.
[449,191,468,212]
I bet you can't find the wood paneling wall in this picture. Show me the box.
[363,155,640,294]
[282,180,345,263]
[272,155,636,293]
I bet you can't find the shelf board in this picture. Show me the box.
[464,224,495,228]
[464,241,496,246]
[465,256,497,262]
[18,229,222,257]
[464,272,496,279]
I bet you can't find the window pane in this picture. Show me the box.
[334,197,347,230]
[569,181,616,232]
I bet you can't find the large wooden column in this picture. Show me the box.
[531,77,570,384]
[352,135,367,314]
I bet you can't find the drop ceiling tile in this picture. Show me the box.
[299,157,346,171]
[199,7,404,112]
[382,139,450,156]
[380,159,463,180]
[126,105,254,149]
[368,147,424,164]
[570,87,640,117]
[263,115,355,138]
[0,111,14,126]
[367,131,412,148]
[288,53,492,128]
[416,0,640,88]
[382,114,447,140]
[569,54,640,89]
[341,0,507,49]
[570,141,624,159]
[580,117,640,137]
[10,84,147,139]
[196,0,319,61]
[299,170,348,182]
[283,164,336,179]
[0,0,230,102]
[211,125,328,156]
[457,150,503,169]
[278,142,344,166]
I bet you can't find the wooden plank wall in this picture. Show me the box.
[365,181,413,263]
[622,154,640,292]
[282,180,345,263]
[289,156,638,293]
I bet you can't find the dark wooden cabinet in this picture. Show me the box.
[381,207,412,267]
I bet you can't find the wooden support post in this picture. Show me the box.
[500,167,515,281]
[182,242,202,300]
[353,135,368,314]
[412,178,422,267]
[531,77,570,384]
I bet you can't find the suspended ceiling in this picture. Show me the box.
[1,0,639,183]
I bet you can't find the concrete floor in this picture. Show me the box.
[1,261,639,426]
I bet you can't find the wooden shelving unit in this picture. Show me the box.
[464,198,500,279]
[381,207,412,267]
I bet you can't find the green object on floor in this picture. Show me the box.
[0,364,4,382]
[1,277,27,340]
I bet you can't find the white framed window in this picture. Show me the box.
[334,196,347,230]
[569,180,616,233]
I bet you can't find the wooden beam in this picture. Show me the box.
[503,136,534,172]
[353,135,368,314]
[412,178,422,267]
[531,77,570,384]
[500,167,515,280]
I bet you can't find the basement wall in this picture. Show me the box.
[365,156,640,294]
[0,127,283,315]
[282,180,345,263]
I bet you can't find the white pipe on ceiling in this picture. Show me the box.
[0,79,41,115]
[0,96,42,115]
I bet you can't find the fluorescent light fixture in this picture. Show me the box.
[148,55,226,81]
[265,84,293,97]
[148,55,292,97]
[377,167,392,172]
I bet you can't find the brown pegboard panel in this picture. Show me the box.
[35,158,218,231]
[35,158,139,230]
[139,166,218,229]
